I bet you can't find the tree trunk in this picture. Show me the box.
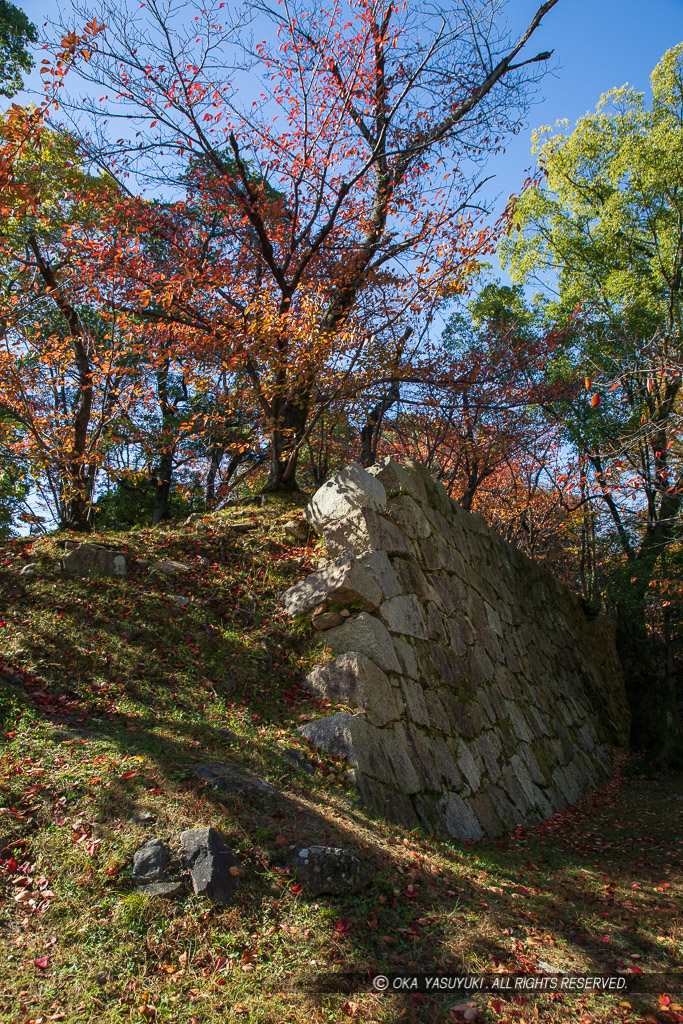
[61,479,92,532]
[152,449,174,525]
[152,356,177,524]
[206,448,223,509]
[261,397,309,494]
[360,382,399,467]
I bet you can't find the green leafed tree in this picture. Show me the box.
[0,0,36,97]
[502,44,683,766]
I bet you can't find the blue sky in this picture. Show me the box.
[13,0,683,210]
[492,0,683,209]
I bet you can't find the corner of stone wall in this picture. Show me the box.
[281,458,630,840]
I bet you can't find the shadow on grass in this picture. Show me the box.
[2,554,682,1022]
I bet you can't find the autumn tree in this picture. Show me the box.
[0,115,148,529]
[51,0,560,493]
[503,44,683,765]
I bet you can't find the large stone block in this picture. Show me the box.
[380,725,423,793]
[429,734,463,786]
[299,712,395,786]
[423,689,450,734]
[443,792,484,840]
[399,677,430,727]
[386,494,432,539]
[378,594,428,639]
[392,559,441,605]
[298,712,358,761]
[303,652,401,727]
[321,611,401,674]
[393,636,419,679]
[306,463,386,533]
[455,740,481,791]
[405,722,441,791]
[505,701,535,744]
[281,553,382,617]
[438,689,474,738]
[469,791,505,838]
[323,508,413,558]
[367,457,430,506]
[425,602,449,644]
[355,773,421,828]
[400,458,453,516]
[357,549,402,599]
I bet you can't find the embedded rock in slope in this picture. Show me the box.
[62,542,126,578]
[292,845,371,895]
[304,652,401,727]
[321,612,401,674]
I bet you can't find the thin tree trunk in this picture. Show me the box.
[152,449,174,525]
[206,448,223,509]
[360,381,399,467]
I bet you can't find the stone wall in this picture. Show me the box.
[282,459,630,839]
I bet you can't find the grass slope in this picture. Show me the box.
[0,505,681,1024]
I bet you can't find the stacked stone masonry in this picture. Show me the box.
[282,459,630,840]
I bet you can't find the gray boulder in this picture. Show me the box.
[356,549,402,599]
[62,542,126,578]
[180,826,239,904]
[132,838,169,882]
[292,845,372,895]
[306,463,386,534]
[378,594,429,639]
[298,713,359,763]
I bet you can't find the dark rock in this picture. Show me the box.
[282,748,315,774]
[127,811,156,825]
[180,826,239,904]
[292,845,371,895]
[132,838,169,881]
[194,763,277,796]
[137,881,184,898]
[217,729,240,744]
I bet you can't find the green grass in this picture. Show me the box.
[0,506,681,1024]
